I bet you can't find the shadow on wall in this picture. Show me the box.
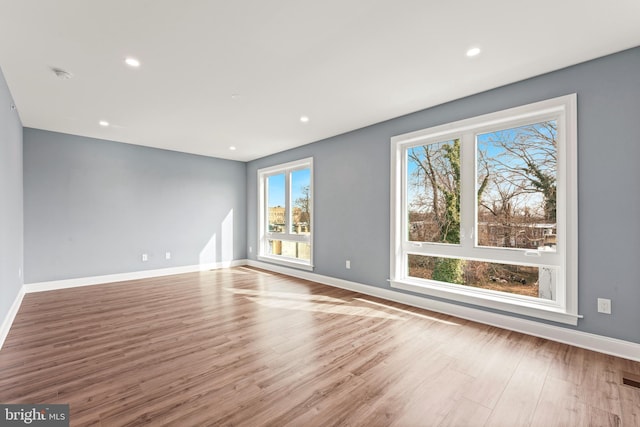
[199,209,234,267]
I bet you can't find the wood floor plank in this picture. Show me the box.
[530,376,588,427]
[0,266,638,426]
[390,366,474,427]
[577,351,623,417]
[461,330,529,409]
[437,397,492,427]
[618,385,640,427]
[484,349,551,426]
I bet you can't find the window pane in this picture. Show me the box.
[268,240,311,261]
[408,254,555,300]
[267,174,286,233]
[406,140,461,244]
[291,168,311,234]
[477,121,557,251]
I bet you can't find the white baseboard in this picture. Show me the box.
[5,258,638,361]
[247,260,640,362]
[24,260,248,293]
[0,285,26,350]
[1,260,247,351]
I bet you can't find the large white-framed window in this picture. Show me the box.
[258,157,313,270]
[390,94,579,325]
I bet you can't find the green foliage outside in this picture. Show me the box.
[432,257,465,284]
[433,140,465,284]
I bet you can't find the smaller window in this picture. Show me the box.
[258,158,313,270]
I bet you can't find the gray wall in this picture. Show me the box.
[0,67,23,322]
[24,129,246,283]
[247,47,640,344]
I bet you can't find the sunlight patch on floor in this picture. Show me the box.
[243,296,403,320]
[354,297,460,325]
[224,287,346,303]
[225,286,402,319]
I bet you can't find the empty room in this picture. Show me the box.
[1,1,639,426]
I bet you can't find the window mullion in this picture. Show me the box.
[261,174,268,253]
[460,132,475,255]
[284,169,291,238]
[400,148,410,279]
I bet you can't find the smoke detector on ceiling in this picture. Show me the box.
[51,67,73,80]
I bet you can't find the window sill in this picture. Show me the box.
[389,278,579,325]
[257,255,314,272]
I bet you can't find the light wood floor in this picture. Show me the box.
[1,267,638,426]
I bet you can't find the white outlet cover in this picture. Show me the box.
[597,298,611,314]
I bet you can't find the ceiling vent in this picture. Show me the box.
[622,372,640,389]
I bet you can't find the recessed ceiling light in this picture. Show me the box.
[99,120,109,127]
[125,57,140,67]
[229,146,237,151]
[466,47,481,57]
[300,116,310,123]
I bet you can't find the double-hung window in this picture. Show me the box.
[258,157,313,270]
[390,95,578,324]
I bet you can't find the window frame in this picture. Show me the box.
[390,95,578,325]
[258,157,314,271]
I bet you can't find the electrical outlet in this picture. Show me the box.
[346,260,351,269]
[142,253,148,262]
[165,252,171,260]
[249,246,252,253]
[597,298,611,314]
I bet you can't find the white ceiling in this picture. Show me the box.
[1,1,639,162]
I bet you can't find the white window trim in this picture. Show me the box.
[258,157,314,271]
[390,94,579,325]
